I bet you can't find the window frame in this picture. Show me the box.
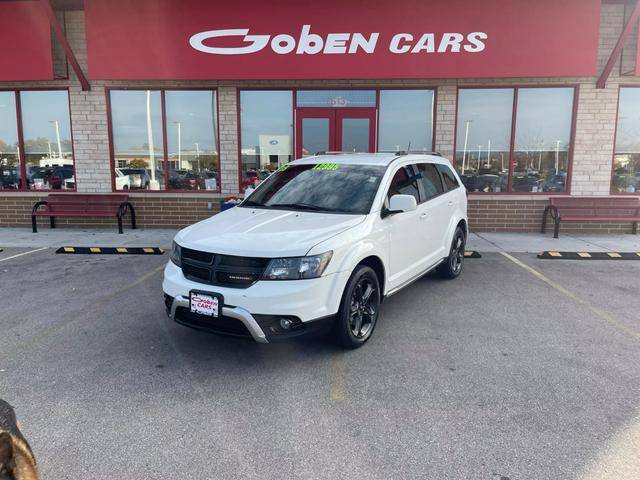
[237,87,437,191]
[0,87,76,193]
[453,85,578,195]
[105,86,221,194]
[610,85,640,196]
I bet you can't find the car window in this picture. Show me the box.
[243,163,386,214]
[416,163,444,201]
[436,163,460,191]
[386,166,420,203]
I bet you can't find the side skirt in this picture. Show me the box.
[382,258,446,300]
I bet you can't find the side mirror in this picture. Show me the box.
[388,194,417,214]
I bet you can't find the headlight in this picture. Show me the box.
[170,241,182,267]
[263,251,332,280]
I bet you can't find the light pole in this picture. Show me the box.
[555,140,560,174]
[146,90,157,186]
[173,121,182,169]
[194,142,200,172]
[462,120,472,174]
[48,120,62,161]
[477,145,482,172]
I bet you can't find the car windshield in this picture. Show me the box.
[241,163,386,214]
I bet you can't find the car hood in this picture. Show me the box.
[175,206,365,257]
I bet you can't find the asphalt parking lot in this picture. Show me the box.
[0,247,639,480]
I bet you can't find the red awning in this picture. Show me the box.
[0,1,53,81]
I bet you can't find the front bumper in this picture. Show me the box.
[167,294,269,343]
[163,261,349,343]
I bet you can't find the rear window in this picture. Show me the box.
[436,163,460,191]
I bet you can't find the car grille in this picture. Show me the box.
[181,247,270,288]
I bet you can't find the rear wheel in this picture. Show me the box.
[334,266,381,349]
[437,226,466,279]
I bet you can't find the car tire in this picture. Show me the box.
[334,265,381,349]
[437,226,466,279]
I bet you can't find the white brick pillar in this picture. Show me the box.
[217,87,240,194]
[434,84,456,160]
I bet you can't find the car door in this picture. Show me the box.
[383,165,424,290]
[415,162,449,262]
[436,162,464,245]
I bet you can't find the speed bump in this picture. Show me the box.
[538,251,640,260]
[464,251,482,258]
[56,247,164,255]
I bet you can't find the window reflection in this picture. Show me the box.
[613,88,640,193]
[513,88,574,192]
[110,90,164,190]
[0,92,20,190]
[20,90,74,190]
[341,118,370,152]
[455,89,513,192]
[166,90,219,191]
[378,90,434,152]
[240,90,293,191]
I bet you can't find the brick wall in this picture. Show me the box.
[1,3,639,233]
[0,195,219,230]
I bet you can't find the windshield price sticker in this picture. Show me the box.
[313,163,340,171]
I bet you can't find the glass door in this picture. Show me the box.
[295,108,376,158]
[336,109,376,153]
[296,108,335,158]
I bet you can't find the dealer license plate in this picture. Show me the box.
[190,292,220,317]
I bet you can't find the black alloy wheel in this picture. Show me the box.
[437,226,466,279]
[335,265,381,348]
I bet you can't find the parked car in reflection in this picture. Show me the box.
[0,169,21,189]
[115,168,131,190]
[511,171,541,192]
[541,172,567,192]
[46,166,75,190]
[121,168,150,189]
[459,173,508,192]
[28,167,53,189]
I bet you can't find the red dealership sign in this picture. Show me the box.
[85,0,601,80]
[0,2,53,81]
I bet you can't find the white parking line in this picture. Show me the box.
[0,247,48,263]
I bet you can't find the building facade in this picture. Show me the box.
[1,0,640,232]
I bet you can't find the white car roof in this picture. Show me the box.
[289,152,449,167]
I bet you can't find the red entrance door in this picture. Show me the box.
[295,108,376,158]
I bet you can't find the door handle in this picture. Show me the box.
[420,212,429,220]
[447,201,454,206]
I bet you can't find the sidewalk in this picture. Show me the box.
[0,227,638,253]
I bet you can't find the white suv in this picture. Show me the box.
[163,153,468,348]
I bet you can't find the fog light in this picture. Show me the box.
[279,318,292,330]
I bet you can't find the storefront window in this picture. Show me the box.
[378,90,434,152]
[165,90,219,191]
[20,90,74,190]
[0,92,20,190]
[109,89,219,191]
[513,88,574,192]
[612,87,640,193]
[455,87,575,193]
[110,90,164,190]
[240,90,293,191]
[455,89,513,193]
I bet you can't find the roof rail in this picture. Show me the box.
[394,150,442,156]
[315,151,372,155]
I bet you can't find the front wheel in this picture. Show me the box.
[334,266,381,349]
[437,226,466,279]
